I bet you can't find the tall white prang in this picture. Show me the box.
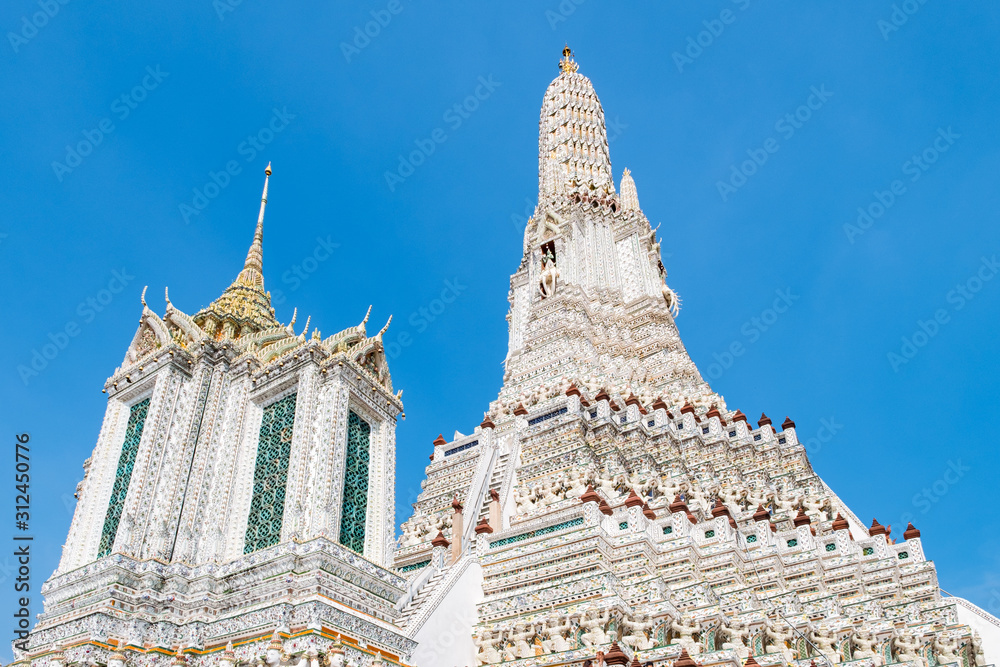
[392,47,1000,667]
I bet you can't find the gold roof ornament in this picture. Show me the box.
[111,162,399,394]
[194,163,280,337]
[559,45,579,73]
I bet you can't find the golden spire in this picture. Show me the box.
[235,162,270,288]
[193,163,280,337]
[559,45,579,74]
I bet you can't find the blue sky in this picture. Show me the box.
[1,1,999,656]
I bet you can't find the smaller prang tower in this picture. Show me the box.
[19,166,417,666]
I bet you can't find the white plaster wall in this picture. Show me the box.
[409,562,484,667]
[59,395,127,573]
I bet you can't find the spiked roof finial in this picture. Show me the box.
[559,45,578,73]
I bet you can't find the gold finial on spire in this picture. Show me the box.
[559,45,578,73]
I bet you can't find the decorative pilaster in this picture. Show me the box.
[451,497,464,562]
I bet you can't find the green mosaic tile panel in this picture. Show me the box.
[398,559,430,573]
[339,410,371,554]
[244,393,296,554]
[97,398,151,559]
[490,517,584,548]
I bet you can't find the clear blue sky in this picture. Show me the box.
[2,2,999,656]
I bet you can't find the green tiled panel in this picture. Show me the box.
[490,517,584,548]
[339,410,371,554]
[97,398,151,558]
[244,393,297,554]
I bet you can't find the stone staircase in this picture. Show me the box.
[396,567,446,629]
[477,452,509,523]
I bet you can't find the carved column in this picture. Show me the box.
[450,497,464,562]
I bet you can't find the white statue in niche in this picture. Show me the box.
[810,624,842,664]
[746,486,772,511]
[802,494,831,523]
[932,634,960,665]
[662,284,681,317]
[720,617,751,659]
[893,629,926,667]
[543,616,574,653]
[327,639,346,667]
[474,629,503,665]
[764,618,795,663]
[671,614,702,655]
[499,629,517,662]
[621,612,655,651]
[973,631,987,667]
[773,490,798,516]
[851,626,878,661]
[566,466,590,499]
[719,485,745,512]
[580,608,612,648]
[513,486,536,514]
[539,248,560,298]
